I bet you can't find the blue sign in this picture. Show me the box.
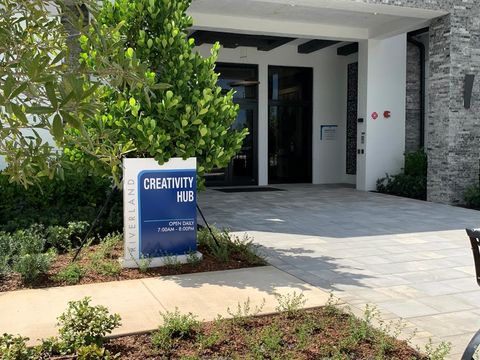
[138,169,197,257]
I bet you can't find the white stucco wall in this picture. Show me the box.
[196,43,353,186]
[357,34,407,191]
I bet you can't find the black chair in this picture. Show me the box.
[462,229,480,360]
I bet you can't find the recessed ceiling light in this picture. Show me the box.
[373,12,379,15]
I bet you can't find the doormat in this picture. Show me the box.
[215,187,285,193]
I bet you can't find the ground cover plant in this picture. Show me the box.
[108,302,450,360]
[0,294,450,359]
[0,227,266,292]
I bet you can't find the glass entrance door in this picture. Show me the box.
[205,64,258,186]
[268,66,313,184]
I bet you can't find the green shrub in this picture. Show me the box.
[465,185,480,209]
[38,336,64,356]
[0,333,38,360]
[377,149,427,200]
[423,339,451,360]
[198,227,232,262]
[252,323,284,357]
[0,222,90,282]
[57,297,121,352]
[46,221,90,253]
[152,309,200,352]
[55,263,86,285]
[162,254,182,270]
[89,259,122,277]
[230,233,266,266]
[0,222,89,279]
[274,292,307,318]
[0,232,19,275]
[404,150,427,177]
[198,227,265,265]
[0,170,122,235]
[11,226,56,284]
[137,256,153,273]
[76,344,119,360]
[226,298,265,327]
[14,250,56,285]
[88,233,122,276]
[93,233,122,260]
[186,251,201,266]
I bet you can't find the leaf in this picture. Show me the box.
[81,83,100,100]
[129,97,136,107]
[199,128,207,137]
[58,167,65,181]
[10,83,27,99]
[199,108,208,116]
[45,82,58,109]
[181,119,188,127]
[143,88,152,108]
[51,50,65,65]
[27,106,55,115]
[60,111,81,129]
[11,104,28,123]
[126,47,134,58]
[52,114,63,140]
[60,91,75,107]
[4,76,14,98]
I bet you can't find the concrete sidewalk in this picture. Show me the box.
[0,266,330,344]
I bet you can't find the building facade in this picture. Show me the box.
[189,0,480,205]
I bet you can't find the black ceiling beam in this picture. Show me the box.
[337,42,359,56]
[190,30,295,51]
[408,27,429,38]
[298,39,340,54]
[259,37,295,51]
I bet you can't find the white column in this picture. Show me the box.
[357,34,407,191]
[258,63,269,185]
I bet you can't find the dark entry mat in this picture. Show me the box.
[214,187,285,193]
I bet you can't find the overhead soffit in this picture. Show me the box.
[189,0,446,30]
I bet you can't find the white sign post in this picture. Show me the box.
[122,157,201,268]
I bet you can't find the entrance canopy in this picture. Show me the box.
[188,0,446,41]
[189,0,447,191]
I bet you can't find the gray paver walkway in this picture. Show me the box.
[0,266,330,345]
[199,184,480,358]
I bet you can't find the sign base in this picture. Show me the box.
[121,252,203,269]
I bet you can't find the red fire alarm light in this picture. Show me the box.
[383,111,391,119]
[371,112,378,120]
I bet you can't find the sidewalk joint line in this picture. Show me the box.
[140,279,168,312]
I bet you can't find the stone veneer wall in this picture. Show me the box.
[355,0,480,204]
[405,42,422,153]
[346,62,358,175]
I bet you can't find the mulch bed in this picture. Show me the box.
[105,307,427,360]
[0,242,265,292]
